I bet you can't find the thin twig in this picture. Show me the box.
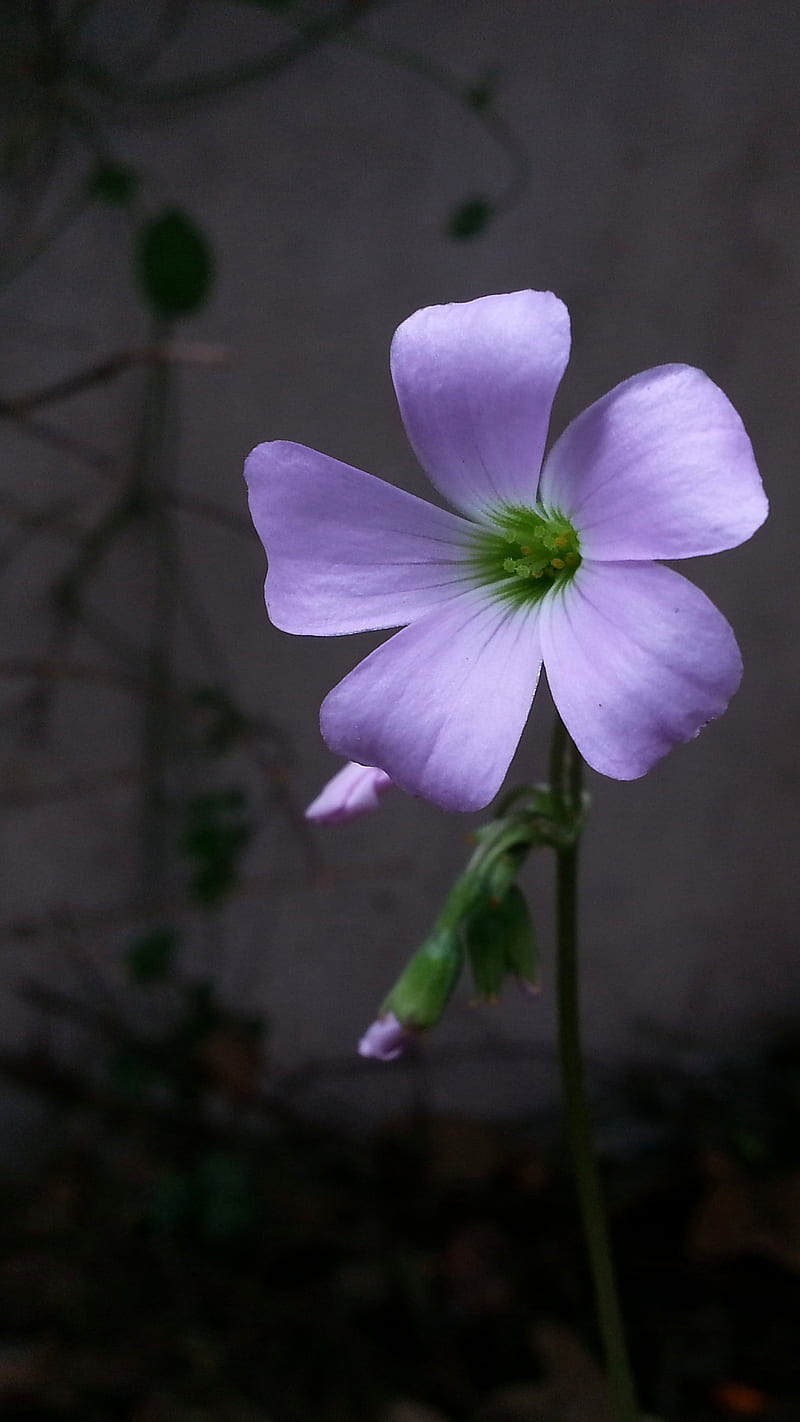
[0,342,231,415]
[75,0,386,108]
[0,855,410,945]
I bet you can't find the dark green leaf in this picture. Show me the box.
[182,786,252,906]
[88,162,140,205]
[136,208,214,318]
[197,1153,258,1240]
[465,79,494,111]
[109,1044,165,1099]
[191,685,250,756]
[126,926,179,983]
[447,197,494,240]
[150,1169,194,1233]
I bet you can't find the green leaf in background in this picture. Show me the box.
[465,71,497,111]
[447,196,494,240]
[126,926,179,984]
[196,1152,258,1240]
[149,1154,257,1241]
[136,208,214,318]
[182,787,253,906]
[109,1043,167,1099]
[191,685,250,757]
[88,162,140,206]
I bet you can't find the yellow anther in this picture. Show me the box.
[551,557,565,570]
[554,534,569,548]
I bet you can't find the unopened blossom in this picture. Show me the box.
[245,291,767,812]
[305,760,393,824]
[358,1013,413,1061]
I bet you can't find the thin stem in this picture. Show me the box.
[552,721,639,1422]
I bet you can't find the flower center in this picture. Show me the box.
[469,504,581,607]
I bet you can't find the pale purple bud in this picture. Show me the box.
[305,760,393,825]
[358,1013,413,1061]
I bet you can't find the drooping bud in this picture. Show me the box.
[358,1013,414,1061]
[464,885,539,1000]
[306,760,393,824]
[501,885,540,995]
[382,928,463,1032]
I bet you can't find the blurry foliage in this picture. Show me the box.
[137,208,215,319]
[447,196,494,241]
[126,926,179,983]
[87,160,140,205]
[0,0,524,958]
[0,7,613,1418]
[2,1030,800,1417]
[0,6,534,1167]
[182,787,254,905]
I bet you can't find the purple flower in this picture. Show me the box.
[245,291,767,812]
[306,760,394,824]
[358,1013,414,1061]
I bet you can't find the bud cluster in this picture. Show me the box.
[359,783,586,1059]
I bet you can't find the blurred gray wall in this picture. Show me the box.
[1,0,799,1128]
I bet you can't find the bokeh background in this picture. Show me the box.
[1,3,799,1419]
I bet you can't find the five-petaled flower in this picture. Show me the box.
[245,291,767,812]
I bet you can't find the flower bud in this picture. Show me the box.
[465,886,539,1000]
[358,1013,413,1061]
[382,929,463,1032]
[305,760,393,824]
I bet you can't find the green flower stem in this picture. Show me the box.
[551,718,639,1422]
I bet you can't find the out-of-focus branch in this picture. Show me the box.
[0,762,141,809]
[0,341,231,415]
[0,854,408,945]
[76,0,386,108]
[0,655,149,697]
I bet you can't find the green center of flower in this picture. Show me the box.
[469,504,582,607]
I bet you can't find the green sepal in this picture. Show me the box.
[463,899,508,1000]
[464,886,539,1000]
[501,885,539,990]
[383,929,463,1030]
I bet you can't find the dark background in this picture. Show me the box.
[0,3,799,1417]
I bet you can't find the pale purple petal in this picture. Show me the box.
[305,761,394,824]
[245,442,474,634]
[358,1013,413,1061]
[540,561,742,779]
[538,365,767,560]
[320,591,543,812]
[390,291,571,519]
